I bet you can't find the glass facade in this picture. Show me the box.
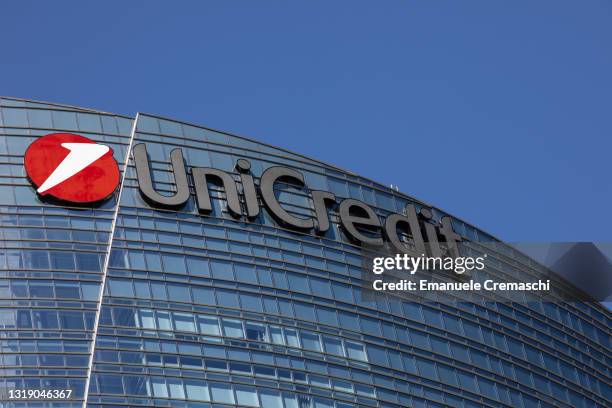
[0,97,610,407]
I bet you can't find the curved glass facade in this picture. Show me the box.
[0,97,610,408]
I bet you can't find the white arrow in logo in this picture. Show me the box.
[37,142,110,194]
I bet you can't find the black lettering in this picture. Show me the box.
[133,143,190,208]
[311,190,336,234]
[235,159,259,218]
[338,198,383,246]
[260,166,315,230]
[384,204,426,256]
[192,167,242,217]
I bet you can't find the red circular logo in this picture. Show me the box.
[24,133,120,203]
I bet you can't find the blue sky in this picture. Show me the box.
[2,1,610,242]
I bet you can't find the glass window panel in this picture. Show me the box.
[192,286,215,305]
[216,289,240,308]
[186,256,210,277]
[259,389,283,407]
[209,382,235,404]
[163,254,186,274]
[457,371,478,393]
[245,322,267,341]
[235,385,258,406]
[167,378,185,399]
[346,341,367,361]
[75,253,100,272]
[168,284,191,302]
[50,252,75,270]
[294,303,316,321]
[33,310,59,329]
[222,318,244,338]
[124,376,148,396]
[173,312,196,332]
[210,260,234,280]
[270,326,284,344]
[322,336,343,356]
[241,293,263,312]
[156,311,172,331]
[185,380,209,401]
[109,279,134,298]
[284,328,300,348]
[98,374,123,394]
[300,331,321,352]
[59,311,85,329]
[139,310,155,329]
[416,358,438,380]
[198,316,221,336]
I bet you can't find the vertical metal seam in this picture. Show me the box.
[82,113,139,408]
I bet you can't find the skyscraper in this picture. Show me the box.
[0,97,609,407]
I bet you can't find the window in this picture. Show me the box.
[300,331,321,352]
[209,382,235,404]
[322,336,343,356]
[150,282,167,300]
[133,281,150,299]
[50,252,75,270]
[167,284,190,302]
[416,358,438,380]
[345,341,367,361]
[75,253,100,272]
[360,317,381,336]
[294,303,315,321]
[210,260,234,280]
[438,365,458,386]
[270,326,284,344]
[198,316,220,336]
[234,264,258,284]
[235,385,258,406]
[284,328,300,348]
[331,282,354,303]
[241,294,263,312]
[156,311,172,331]
[287,273,309,293]
[32,310,58,329]
[185,379,210,401]
[124,376,148,396]
[60,311,85,329]
[310,277,332,298]
[150,377,168,397]
[186,257,210,277]
[173,312,196,332]
[310,375,329,388]
[457,371,478,393]
[216,289,240,308]
[338,311,360,331]
[55,283,80,299]
[245,322,267,341]
[167,378,185,399]
[98,374,123,394]
[109,279,134,298]
[192,286,215,305]
[139,310,155,329]
[163,254,186,274]
[29,282,53,298]
[222,318,244,338]
[259,389,283,407]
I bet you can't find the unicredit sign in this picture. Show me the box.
[24,133,120,203]
[133,144,463,256]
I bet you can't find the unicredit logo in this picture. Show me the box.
[24,133,120,203]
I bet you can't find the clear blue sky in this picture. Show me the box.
[2,1,610,242]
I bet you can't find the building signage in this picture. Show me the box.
[24,133,120,203]
[22,136,463,256]
[133,144,463,257]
